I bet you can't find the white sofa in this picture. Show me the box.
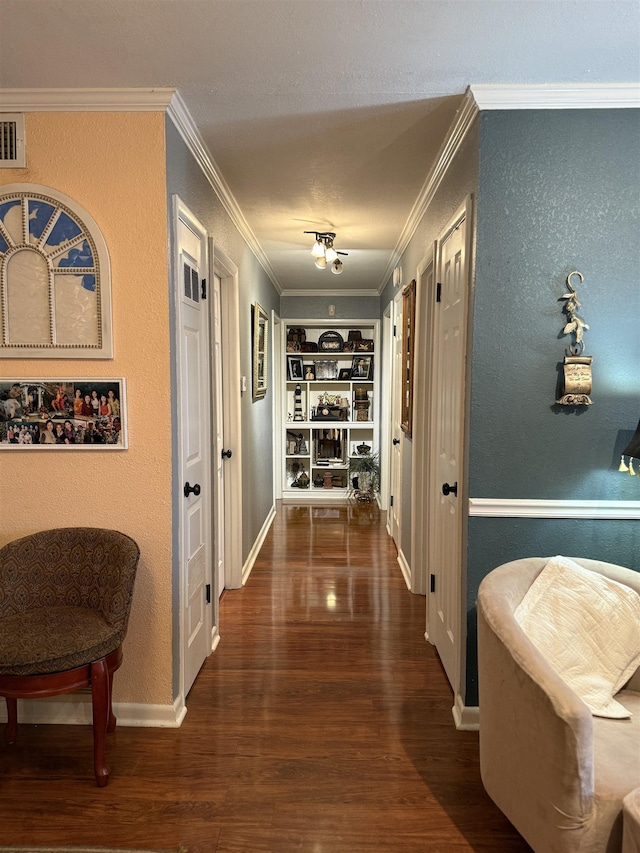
[477,557,640,853]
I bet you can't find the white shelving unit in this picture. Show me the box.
[280,319,379,502]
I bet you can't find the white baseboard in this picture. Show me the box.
[452,693,479,731]
[211,626,221,654]
[242,503,276,585]
[397,548,411,590]
[0,693,187,728]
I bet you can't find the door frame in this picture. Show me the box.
[410,241,438,598]
[272,311,283,501]
[210,243,244,590]
[379,302,393,513]
[389,289,406,578]
[173,195,214,705]
[425,196,473,706]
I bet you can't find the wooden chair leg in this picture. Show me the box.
[107,667,116,733]
[91,659,110,787]
[4,697,17,744]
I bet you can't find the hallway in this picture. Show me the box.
[0,504,530,852]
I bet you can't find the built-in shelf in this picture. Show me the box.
[280,320,379,502]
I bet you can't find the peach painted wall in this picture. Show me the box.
[0,112,173,706]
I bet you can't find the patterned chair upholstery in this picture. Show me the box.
[0,527,140,786]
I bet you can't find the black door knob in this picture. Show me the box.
[392,438,400,445]
[442,482,458,497]
[184,481,201,498]
[222,449,232,459]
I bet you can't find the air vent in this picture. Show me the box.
[0,114,26,167]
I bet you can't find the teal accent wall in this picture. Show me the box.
[466,109,640,705]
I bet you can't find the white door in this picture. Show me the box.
[431,209,468,690]
[211,272,225,600]
[175,199,212,697]
[389,296,403,546]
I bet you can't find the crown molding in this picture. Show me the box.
[0,87,176,110]
[166,92,282,294]
[281,288,380,298]
[377,89,479,294]
[376,81,640,295]
[469,83,640,110]
[0,88,282,294]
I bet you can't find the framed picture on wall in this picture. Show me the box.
[253,302,269,399]
[0,378,127,448]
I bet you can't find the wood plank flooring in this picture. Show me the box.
[0,504,531,852]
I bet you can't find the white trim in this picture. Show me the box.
[470,83,640,111]
[374,81,640,295]
[281,288,380,298]
[213,245,244,590]
[166,92,282,294]
[379,302,393,513]
[397,548,411,591]
[0,88,281,293]
[452,694,479,731]
[242,503,276,585]
[469,498,640,519]
[411,244,437,598]
[211,627,221,655]
[0,694,188,728]
[0,87,175,111]
[172,195,213,702]
[376,90,478,294]
[272,314,284,502]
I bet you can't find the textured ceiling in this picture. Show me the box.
[1,0,639,293]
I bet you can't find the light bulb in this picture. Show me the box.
[331,259,343,275]
[311,239,325,258]
[325,245,338,263]
[315,256,327,269]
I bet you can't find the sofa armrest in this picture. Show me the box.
[478,577,595,851]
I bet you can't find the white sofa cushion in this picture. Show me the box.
[514,555,640,718]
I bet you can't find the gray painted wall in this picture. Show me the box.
[165,118,280,695]
[466,108,640,705]
[281,295,380,319]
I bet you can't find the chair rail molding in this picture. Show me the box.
[469,498,640,520]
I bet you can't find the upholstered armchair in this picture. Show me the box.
[0,527,140,786]
[477,557,640,853]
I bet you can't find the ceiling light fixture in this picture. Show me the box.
[304,231,348,275]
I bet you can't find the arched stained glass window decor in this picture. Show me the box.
[0,184,112,358]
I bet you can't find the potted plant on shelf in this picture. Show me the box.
[348,450,381,502]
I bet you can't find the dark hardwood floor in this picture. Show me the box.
[0,504,530,852]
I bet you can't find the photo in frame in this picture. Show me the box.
[401,279,416,436]
[338,368,352,380]
[252,302,269,399]
[0,378,127,448]
[287,356,304,380]
[315,360,338,380]
[351,354,373,380]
